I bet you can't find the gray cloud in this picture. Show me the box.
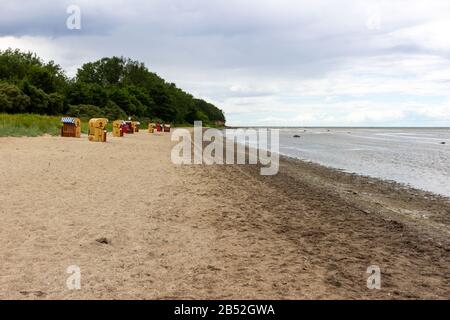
[0,0,123,36]
[1,0,450,125]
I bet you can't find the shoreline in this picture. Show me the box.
[280,153,450,203]
[275,153,450,243]
[226,127,450,199]
[0,132,448,299]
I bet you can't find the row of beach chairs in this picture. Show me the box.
[60,117,171,142]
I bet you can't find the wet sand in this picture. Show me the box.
[0,131,448,299]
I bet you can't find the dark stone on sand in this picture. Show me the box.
[440,142,446,144]
[96,237,110,244]
[20,290,46,297]
[293,135,301,138]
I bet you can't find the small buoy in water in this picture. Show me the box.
[293,135,301,138]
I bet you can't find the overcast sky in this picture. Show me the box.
[1,0,450,126]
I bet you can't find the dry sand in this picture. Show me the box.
[0,131,448,299]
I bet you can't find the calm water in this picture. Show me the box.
[237,128,450,197]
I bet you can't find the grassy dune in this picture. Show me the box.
[0,114,62,137]
[0,113,219,137]
[0,114,121,137]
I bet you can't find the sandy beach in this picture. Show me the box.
[0,131,449,299]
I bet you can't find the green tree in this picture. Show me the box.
[67,104,104,118]
[195,110,209,123]
[76,57,124,86]
[0,49,41,82]
[109,87,136,115]
[47,93,65,115]
[21,81,49,114]
[0,83,30,113]
[28,66,54,92]
[0,92,12,112]
[103,100,127,120]
[0,49,225,124]
[66,82,108,107]
[149,84,176,121]
[0,49,66,93]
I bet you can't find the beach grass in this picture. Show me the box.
[0,114,123,137]
[0,113,219,137]
[0,113,62,137]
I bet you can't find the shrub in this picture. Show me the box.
[0,83,30,113]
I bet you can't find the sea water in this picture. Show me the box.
[237,127,450,197]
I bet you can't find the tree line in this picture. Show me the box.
[0,49,225,124]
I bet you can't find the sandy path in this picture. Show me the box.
[0,132,448,299]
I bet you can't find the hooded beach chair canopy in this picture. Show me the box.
[61,117,78,124]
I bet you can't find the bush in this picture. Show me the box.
[195,110,209,123]
[0,83,30,113]
[67,104,104,118]
[48,92,65,114]
[67,102,127,121]
[21,81,48,114]
[103,100,127,120]
[0,91,12,112]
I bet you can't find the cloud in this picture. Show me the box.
[0,0,450,126]
[0,0,134,37]
[231,99,450,127]
[388,20,450,52]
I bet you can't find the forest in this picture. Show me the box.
[0,49,225,125]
